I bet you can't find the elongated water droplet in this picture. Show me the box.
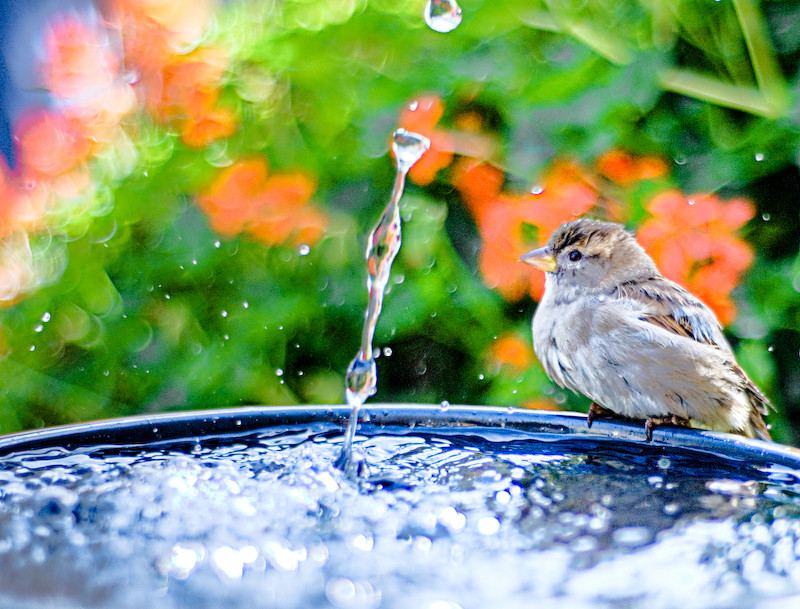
[337,129,430,476]
[424,0,462,33]
[345,352,377,409]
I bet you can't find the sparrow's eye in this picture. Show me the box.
[568,250,582,262]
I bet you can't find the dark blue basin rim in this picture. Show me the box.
[0,404,798,469]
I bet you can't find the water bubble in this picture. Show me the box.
[424,0,463,33]
[530,185,544,195]
[439,400,450,412]
[275,369,284,377]
[477,516,500,535]
[383,347,392,357]
[298,244,311,256]
[613,526,652,548]
[762,213,771,221]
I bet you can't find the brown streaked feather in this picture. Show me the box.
[615,276,727,349]
[626,275,773,440]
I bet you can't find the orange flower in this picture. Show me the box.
[196,158,267,237]
[197,156,328,247]
[0,164,48,238]
[43,15,119,101]
[109,0,233,147]
[469,160,600,302]
[40,12,135,144]
[450,158,504,226]
[15,110,91,177]
[397,96,453,185]
[596,149,668,187]
[637,191,755,325]
[486,333,534,374]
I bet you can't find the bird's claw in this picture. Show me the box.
[644,415,691,441]
[586,402,613,429]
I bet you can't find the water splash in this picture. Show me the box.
[424,0,463,33]
[336,129,430,476]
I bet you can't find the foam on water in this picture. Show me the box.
[2,426,800,609]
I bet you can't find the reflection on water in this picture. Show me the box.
[1,425,800,608]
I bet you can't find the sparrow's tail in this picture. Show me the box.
[749,407,772,442]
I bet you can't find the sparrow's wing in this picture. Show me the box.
[616,276,728,348]
[619,276,772,421]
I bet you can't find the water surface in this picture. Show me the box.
[1,423,799,609]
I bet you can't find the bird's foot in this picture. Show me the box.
[644,415,691,442]
[587,402,614,429]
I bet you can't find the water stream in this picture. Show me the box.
[336,129,430,476]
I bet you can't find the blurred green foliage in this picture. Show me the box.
[1,0,800,445]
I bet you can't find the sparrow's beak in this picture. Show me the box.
[520,246,557,272]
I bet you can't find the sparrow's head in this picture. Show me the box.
[521,218,657,292]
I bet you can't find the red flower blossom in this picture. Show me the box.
[637,191,755,325]
[197,156,328,247]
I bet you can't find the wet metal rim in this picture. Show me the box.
[0,404,798,469]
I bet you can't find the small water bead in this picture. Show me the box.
[424,0,463,33]
[762,213,771,221]
[755,152,765,162]
[439,400,450,412]
[392,129,431,174]
[214,240,221,248]
[298,244,311,256]
[41,312,51,323]
[34,324,44,333]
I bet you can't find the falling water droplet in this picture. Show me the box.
[424,0,463,33]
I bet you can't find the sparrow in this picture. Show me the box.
[521,218,771,441]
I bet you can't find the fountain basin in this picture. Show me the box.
[1,404,800,609]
